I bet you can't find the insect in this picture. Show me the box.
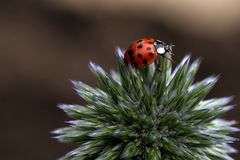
[124,38,174,68]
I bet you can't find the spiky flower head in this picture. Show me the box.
[53,48,238,160]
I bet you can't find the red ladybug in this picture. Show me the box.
[124,38,173,68]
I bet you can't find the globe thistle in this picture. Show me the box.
[53,48,238,160]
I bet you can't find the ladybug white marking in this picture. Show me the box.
[157,45,165,54]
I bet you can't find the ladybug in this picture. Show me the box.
[124,38,173,68]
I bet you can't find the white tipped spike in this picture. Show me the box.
[116,47,124,58]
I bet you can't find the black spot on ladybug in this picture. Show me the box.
[137,39,143,43]
[137,44,143,48]
[148,42,154,44]
[130,56,135,62]
[137,53,142,58]
[149,52,154,57]
[146,47,152,50]
[128,50,134,56]
[143,59,147,65]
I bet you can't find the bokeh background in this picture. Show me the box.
[0,0,240,159]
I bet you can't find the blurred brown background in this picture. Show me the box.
[0,0,239,159]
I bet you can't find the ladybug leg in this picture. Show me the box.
[155,57,162,72]
[156,62,162,72]
[157,67,162,72]
[166,56,175,63]
[162,53,175,63]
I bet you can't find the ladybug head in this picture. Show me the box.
[154,40,174,56]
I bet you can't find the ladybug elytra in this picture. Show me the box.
[124,38,173,68]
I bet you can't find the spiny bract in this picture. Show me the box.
[53,48,238,160]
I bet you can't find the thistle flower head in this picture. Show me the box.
[53,48,238,160]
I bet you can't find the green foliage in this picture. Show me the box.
[53,48,238,160]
